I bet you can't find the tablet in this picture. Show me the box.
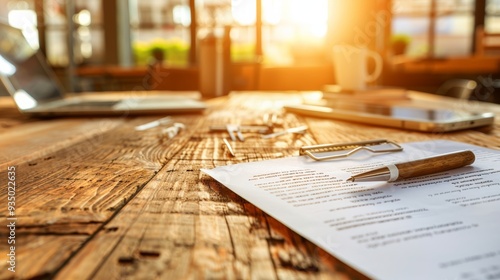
[284,101,495,132]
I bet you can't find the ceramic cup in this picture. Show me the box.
[332,45,383,91]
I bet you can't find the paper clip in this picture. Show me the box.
[159,123,185,139]
[261,125,308,139]
[135,116,172,131]
[222,138,236,157]
[300,139,403,161]
[209,124,270,142]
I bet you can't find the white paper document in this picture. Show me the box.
[202,140,500,280]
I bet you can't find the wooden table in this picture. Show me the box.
[0,91,499,279]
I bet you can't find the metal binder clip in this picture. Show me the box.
[300,139,403,161]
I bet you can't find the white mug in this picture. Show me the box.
[332,45,383,91]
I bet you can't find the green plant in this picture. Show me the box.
[132,38,189,66]
[391,34,411,55]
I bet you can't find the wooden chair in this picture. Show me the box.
[257,65,334,91]
[147,65,199,91]
[475,26,500,56]
[436,79,477,100]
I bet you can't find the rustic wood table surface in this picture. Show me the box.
[0,91,499,280]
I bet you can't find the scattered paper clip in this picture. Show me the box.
[209,124,269,142]
[160,123,185,139]
[226,124,245,142]
[135,116,172,131]
[263,112,280,127]
[261,125,308,139]
[222,138,236,157]
[300,139,403,161]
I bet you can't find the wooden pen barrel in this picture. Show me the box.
[396,150,475,180]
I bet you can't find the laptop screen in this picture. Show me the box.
[0,22,64,109]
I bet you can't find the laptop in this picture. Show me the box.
[0,22,206,116]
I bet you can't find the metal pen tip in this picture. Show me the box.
[346,177,354,182]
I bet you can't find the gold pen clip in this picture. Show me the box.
[300,139,403,161]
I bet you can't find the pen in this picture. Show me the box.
[346,150,475,182]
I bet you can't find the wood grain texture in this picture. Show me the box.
[0,92,498,280]
[0,118,125,169]
[54,95,349,280]
[0,114,205,279]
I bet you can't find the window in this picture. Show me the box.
[4,0,329,68]
[130,0,328,67]
[16,1,490,67]
[130,0,192,66]
[1,0,38,49]
[392,0,475,58]
[261,0,328,65]
[1,0,105,67]
[486,0,500,32]
[44,0,104,66]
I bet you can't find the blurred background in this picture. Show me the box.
[1,0,499,103]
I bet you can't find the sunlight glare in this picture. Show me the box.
[289,0,328,38]
[263,0,282,25]
[232,0,327,38]
[232,0,256,25]
[0,55,16,76]
[8,9,39,49]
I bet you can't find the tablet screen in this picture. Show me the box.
[326,101,479,122]
[285,101,494,132]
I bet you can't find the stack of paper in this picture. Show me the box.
[203,140,500,280]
